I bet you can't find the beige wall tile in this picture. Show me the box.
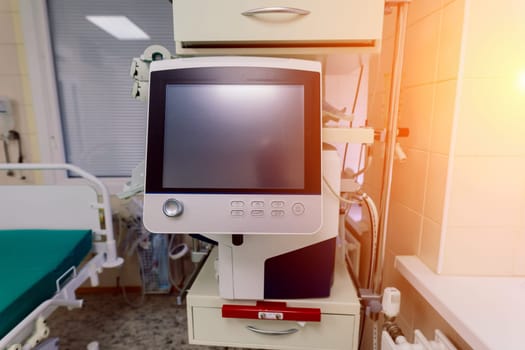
[401,11,441,87]
[0,12,15,44]
[367,89,388,128]
[424,153,448,223]
[419,218,442,272]
[407,0,443,26]
[21,74,33,105]
[462,1,525,78]
[12,12,24,44]
[386,201,422,255]
[15,43,27,75]
[441,226,516,275]
[430,80,456,154]
[9,0,19,13]
[0,1,12,12]
[368,37,394,97]
[14,104,37,134]
[447,156,525,228]
[513,229,525,275]
[455,77,525,156]
[0,43,21,75]
[397,84,435,151]
[437,0,465,81]
[391,148,429,213]
[0,73,23,102]
[395,316,413,343]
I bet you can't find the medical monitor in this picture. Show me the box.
[143,56,322,235]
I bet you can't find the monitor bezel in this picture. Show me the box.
[145,64,321,196]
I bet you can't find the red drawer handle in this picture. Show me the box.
[222,301,321,322]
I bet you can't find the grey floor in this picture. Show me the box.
[47,292,246,350]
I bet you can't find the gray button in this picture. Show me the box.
[231,210,245,217]
[271,210,285,217]
[271,201,285,208]
[291,203,305,216]
[251,201,265,208]
[251,209,265,217]
[162,198,184,217]
[231,201,245,207]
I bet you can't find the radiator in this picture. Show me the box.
[381,329,457,350]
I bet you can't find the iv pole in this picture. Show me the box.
[372,0,410,295]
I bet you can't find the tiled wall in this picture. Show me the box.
[364,0,471,347]
[365,0,525,346]
[0,0,38,184]
[440,0,525,276]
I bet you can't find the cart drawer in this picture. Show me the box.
[189,306,356,350]
[173,0,384,52]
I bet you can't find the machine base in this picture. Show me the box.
[186,248,360,350]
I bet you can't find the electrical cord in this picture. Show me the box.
[118,217,148,308]
[323,176,361,205]
[324,173,379,289]
[325,171,379,349]
[351,145,373,179]
[167,235,189,292]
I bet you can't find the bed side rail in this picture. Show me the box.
[0,163,123,268]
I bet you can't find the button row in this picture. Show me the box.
[230,200,286,208]
[231,209,287,217]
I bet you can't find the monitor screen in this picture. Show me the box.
[162,83,304,190]
[143,57,323,235]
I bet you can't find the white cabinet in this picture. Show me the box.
[173,0,385,55]
[186,248,361,349]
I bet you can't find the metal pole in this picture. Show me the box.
[372,1,410,294]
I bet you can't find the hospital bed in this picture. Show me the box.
[0,163,123,350]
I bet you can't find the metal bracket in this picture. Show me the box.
[360,288,383,319]
[385,0,411,14]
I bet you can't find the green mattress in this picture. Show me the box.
[0,229,92,340]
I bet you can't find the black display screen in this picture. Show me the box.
[163,84,304,189]
[145,65,321,195]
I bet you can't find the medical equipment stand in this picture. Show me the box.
[186,248,361,350]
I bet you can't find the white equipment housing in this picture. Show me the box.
[208,148,341,299]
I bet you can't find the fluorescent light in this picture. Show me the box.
[86,16,150,40]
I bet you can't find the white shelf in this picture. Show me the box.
[395,255,525,350]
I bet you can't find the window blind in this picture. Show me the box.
[47,0,174,177]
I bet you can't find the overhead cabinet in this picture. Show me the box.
[173,0,385,55]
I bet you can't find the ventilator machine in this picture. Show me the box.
[142,56,350,301]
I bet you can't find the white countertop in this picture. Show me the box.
[395,255,525,350]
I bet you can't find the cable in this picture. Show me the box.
[323,176,361,205]
[360,192,379,290]
[167,235,189,292]
[351,144,373,179]
[168,235,189,260]
[344,243,368,350]
[118,218,147,308]
[324,171,379,290]
[342,63,365,172]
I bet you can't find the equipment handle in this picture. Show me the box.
[246,325,299,335]
[242,7,310,16]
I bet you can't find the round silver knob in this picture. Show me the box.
[162,198,184,217]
